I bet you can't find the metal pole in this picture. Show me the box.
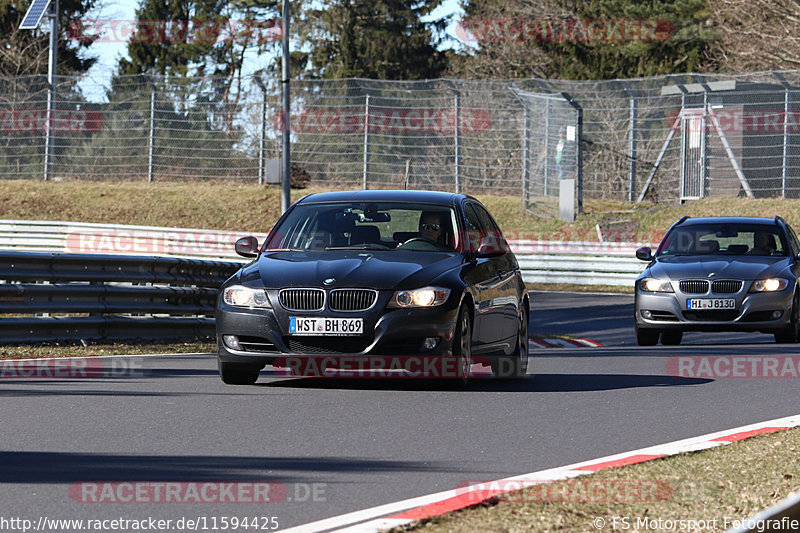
[783,87,790,198]
[362,94,369,189]
[521,105,530,211]
[543,99,551,196]
[628,96,638,202]
[148,85,155,183]
[454,93,461,193]
[259,86,267,185]
[44,0,59,181]
[280,0,291,212]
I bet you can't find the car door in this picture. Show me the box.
[462,202,512,352]
[470,201,520,347]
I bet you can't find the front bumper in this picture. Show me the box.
[216,294,462,367]
[634,285,794,333]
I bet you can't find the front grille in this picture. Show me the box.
[280,289,324,311]
[285,336,372,354]
[711,280,742,294]
[683,310,740,321]
[679,280,709,294]
[329,289,377,311]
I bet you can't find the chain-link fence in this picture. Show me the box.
[4,71,800,214]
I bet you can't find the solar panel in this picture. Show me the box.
[19,0,51,29]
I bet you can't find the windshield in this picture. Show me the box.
[264,201,461,252]
[657,223,787,257]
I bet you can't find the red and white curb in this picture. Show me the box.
[530,336,604,348]
[280,414,800,533]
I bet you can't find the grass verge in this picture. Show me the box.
[391,427,800,533]
[0,341,215,359]
[2,179,800,240]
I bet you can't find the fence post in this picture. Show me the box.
[521,105,530,211]
[628,96,638,202]
[783,86,790,198]
[362,94,370,190]
[454,92,461,193]
[259,86,267,185]
[148,85,155,183]
[544,99,551,196]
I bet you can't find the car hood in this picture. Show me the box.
[236,250,463,290]
[647,255,791,280]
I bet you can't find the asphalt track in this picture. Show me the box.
[1,291,799,531]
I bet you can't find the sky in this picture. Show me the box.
[76,0,466,102]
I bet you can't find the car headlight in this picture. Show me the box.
[639,278,674,293]
[222,285,271,308]
[387,287,450,308]
[749,278,789,292]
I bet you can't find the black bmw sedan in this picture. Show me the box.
[216,190,530,384]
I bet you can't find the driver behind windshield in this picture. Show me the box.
[418,211,451,248]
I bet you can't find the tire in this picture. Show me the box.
[660,330,683,346]
[775,292,800,343]
[218,360,261,385]
[492,307,529,379]
[453,305,472,386]
[635,324,660,346]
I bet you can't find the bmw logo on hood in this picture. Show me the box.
[323,278,335,285]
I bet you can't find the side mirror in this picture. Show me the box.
[235,236,260,258]
[635,246,653,261]
[476,235,509,257]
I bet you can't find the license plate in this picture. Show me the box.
[686,298,736,310]
[289,317,363,336]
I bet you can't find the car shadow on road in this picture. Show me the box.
[0,451,455,484]
[261,373,712,392]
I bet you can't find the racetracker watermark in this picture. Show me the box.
[64,229,265,256]
[0,110,103,133]
[0,357,145,379]
[455,18,674,43]
[668,109,800,133]
[272,109,492,134]
[667,356,800,378]
[271,355,496,379]
[67,19,282,45]
[69,482,327,504]
[457,479,673,504]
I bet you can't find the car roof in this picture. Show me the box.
[678,216,780,227]
[295,189,472,206]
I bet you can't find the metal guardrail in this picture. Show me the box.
[0,250,240,344]
[0,220,651,287]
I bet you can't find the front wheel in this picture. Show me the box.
[492,307,529,379]
[635,324,660,346]
[775,292,800,343]
[218,360,261,385]
[660,330,683,346]
[453,305,472,385]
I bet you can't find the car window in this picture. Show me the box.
[465,202,508,253]
[658,224,786,256]
[786,224,800,256]
[264,202,459,252]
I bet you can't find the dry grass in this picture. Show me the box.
[392,428,800,533]
[3,179,800,240]
[0,341,215,359]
